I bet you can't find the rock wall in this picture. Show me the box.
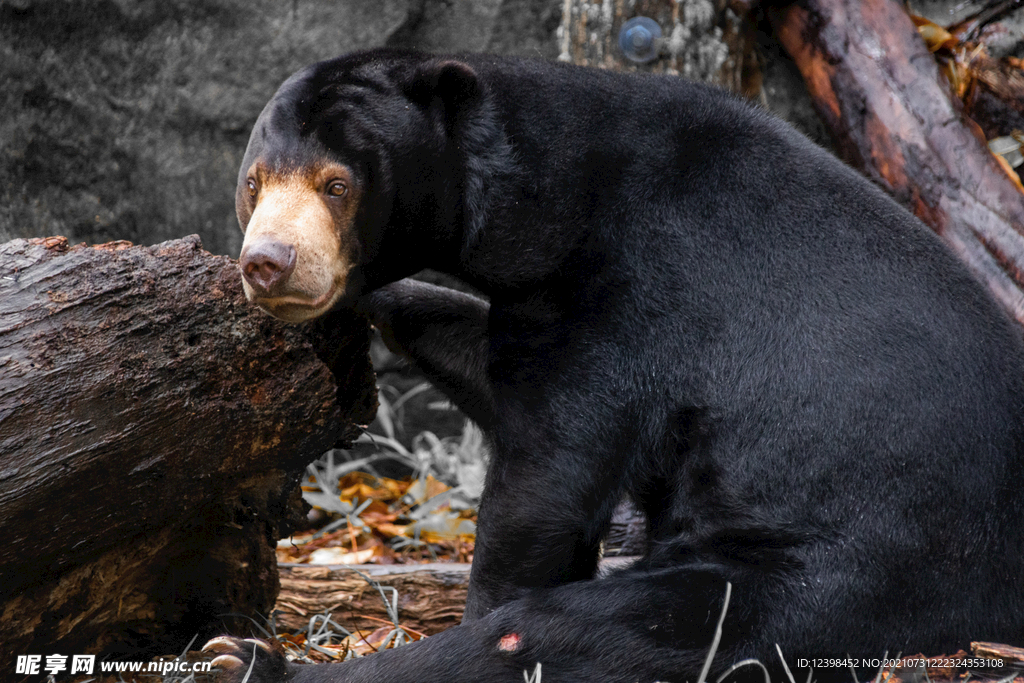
[0,0,561,254]
[1,0,845,256]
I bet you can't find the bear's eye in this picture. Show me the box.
[327,181,347,197]
[246,179,257,198]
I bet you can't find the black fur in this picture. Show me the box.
[214,49,1024,682]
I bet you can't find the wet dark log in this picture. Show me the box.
[0,235,377,658]
[775,0,1024,326]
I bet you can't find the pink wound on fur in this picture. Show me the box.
[497,633,521,652]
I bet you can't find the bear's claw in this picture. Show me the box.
[202,636,291,683]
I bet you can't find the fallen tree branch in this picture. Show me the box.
[775,0,1024,325]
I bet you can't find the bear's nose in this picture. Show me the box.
[240,237,297,296]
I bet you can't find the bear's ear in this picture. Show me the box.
[407,60,480,131]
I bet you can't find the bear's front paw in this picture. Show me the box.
[202,636,292,683]
[354,281,418,358]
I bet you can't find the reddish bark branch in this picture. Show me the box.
[775,0,1024,325]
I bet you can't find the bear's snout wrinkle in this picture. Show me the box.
[240,236,297,296]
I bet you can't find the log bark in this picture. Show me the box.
[971,641,1024,665]
[273,557,640,637]
[0,235,377,658]
[275,564,471,636]
[774,0,1024,326]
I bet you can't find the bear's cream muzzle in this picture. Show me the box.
[239,171,356,323]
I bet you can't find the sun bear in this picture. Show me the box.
[203,49,1024,682]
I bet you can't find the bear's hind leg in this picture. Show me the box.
[206,565,748,683]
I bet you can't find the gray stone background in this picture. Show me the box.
[0,0,561,255]
[1,0,1021,256]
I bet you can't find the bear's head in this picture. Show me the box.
[235,51,485,323]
